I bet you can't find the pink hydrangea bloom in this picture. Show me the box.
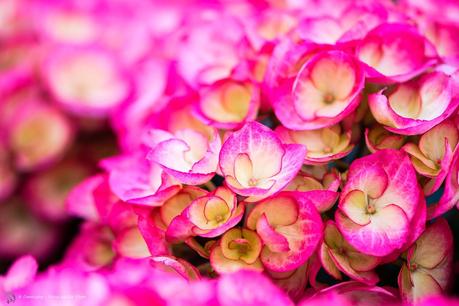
[146,128,221,185]
[356,23,438,83]
[219,121,306,202]
[368,71,459,135]
[167,186,244,241]
[246,191,323,271]
[403,119,459,195]
[194,78,260,130]
[273,50,365,130]
[101,153,181,206]
[336,149,426,257]
[276,124,354,164]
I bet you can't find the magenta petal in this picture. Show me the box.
[4,255,38,292]
[138,214,169,256]
[220,122,305,201]
[257,214,290,252]
[165,214,194,243]
[66,174,104,221]
[336,205,409,257]
[102,154,180,206]
[218,271,294,306]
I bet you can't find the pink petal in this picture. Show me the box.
[4,255,38,291]
[259,192,323,271]
[217,271,294,306]
[336,204,409,257]
[257,214,290,252]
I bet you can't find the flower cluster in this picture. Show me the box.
[1,0,459,305]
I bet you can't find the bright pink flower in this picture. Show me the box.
[297,4,387,45]
[157,186,208,229]
[244,9,298,51]
[146,128,221,185]
[401,0,459,24]
[417,18,459,60]
[356,23,437,83]
[101,153,181,206]
[368,71,459,135]
[194,78,260,130]
[336,149,426,257]
[273,50,365,130]
[177,15,245,87]
[167,186,244,241]
[66,174,106,222]
[135,186,208,250]
[44,46,132,118]
[296,17,348,45]
[403,119,459,195]
[137,209,170,257]
[246,191,323,271]
[219,122,305,202]
[276,124,354,164]
[398,219,453,302]
[145,95,214,137]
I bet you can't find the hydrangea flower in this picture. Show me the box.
[356,23,438,83]
[219,122,306,202]
[398,219,453,302]
[146,128,221,185]
[273,50,365,130]
[403,119,459,195]
[276,124,354,164]
[336,149,426,257]
[368,71,459,135]
[246,191,323,271]
[167,186,244,241]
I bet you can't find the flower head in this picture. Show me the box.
[219,121,305,202]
